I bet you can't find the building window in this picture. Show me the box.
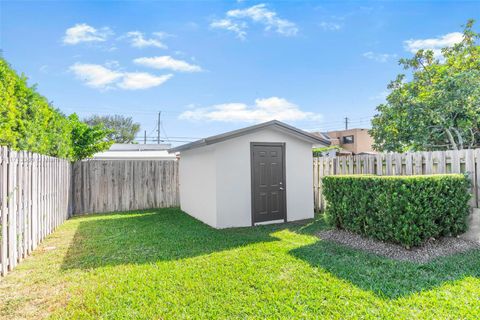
[342,135,354,144]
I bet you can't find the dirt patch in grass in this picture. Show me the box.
[318,229,480,263]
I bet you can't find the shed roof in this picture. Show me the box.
[169,120,331,153]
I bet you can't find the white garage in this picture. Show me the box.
[169,120,330,228]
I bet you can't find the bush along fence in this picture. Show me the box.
[72,160,179,215]
[322,175,471,247]
[0,147,71,276]
[314,149,480,211]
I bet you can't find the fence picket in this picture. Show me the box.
[475,149,480,208]
[0,147,7,276]
[314,149,480,211]
[465,149,476,207]
[0,147,70,276]
[71,160,179,215]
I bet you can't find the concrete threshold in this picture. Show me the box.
[254,219,285,226]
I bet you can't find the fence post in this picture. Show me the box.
[0,147,8,276]
[465,149,476,207]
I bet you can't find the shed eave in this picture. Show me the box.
[168,120,330,153]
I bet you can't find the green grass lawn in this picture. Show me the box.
[1,208,479,319]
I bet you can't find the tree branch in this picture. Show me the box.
[444,128,458,150]
[451,127,464,150]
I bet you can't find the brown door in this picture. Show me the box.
[251,143,286,224]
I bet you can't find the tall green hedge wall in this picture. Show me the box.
[322,174,471,247]
[0,58,111,160]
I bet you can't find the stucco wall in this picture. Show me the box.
[214,127,314,228]
[178,146,217,227]
[327,128,374,154]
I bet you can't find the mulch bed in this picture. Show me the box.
[318,229,480,263]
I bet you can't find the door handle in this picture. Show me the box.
[279,187,284,191]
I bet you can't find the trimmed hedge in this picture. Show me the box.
[0,58,111,160]
[323,174,471,247]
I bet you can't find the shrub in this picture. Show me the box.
[322,174,471,247]
[0,57,111,160]
[313,146,340,157]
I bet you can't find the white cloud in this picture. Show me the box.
[211,4,298,39]
[125,31,167,49]
[118,73,172,90]
[404,32,463,57]
[210,19,247,40]
[363,51,397,63]
[133,56,202,72]
[69,63,122,88]
[319,21,342,31]
[179,97,321,123]
[69,63,172,90]
[63,23,111,45]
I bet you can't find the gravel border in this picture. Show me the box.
[317,229,480,263]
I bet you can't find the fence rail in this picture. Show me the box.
[314,149,480,211]
[72,160,179,214]
[0,147,71,276]
[4,146,478,276]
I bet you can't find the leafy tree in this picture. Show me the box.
[370,20,480,151]
[84,115,140,143]
[69,114,113,161]
[0,57,111,160]
[0,57,73,157]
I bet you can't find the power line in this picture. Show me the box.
[133,138,195,143]
[305,116,375,132]
[161,121,170,141]
[157,111,162,144]
[136,136,200,139]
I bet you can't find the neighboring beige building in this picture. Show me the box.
[313,128,375,155]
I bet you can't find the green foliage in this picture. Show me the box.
[323,174,471,247]
[84,114,140,143]
[0,57,111,160]
[69,114,113,161]
[312,145,340,157]
[370,19,480,151]
[0,57,73,158]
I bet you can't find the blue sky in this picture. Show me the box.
[1,1,477,145]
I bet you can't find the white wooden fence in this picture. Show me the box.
[314,149,480,211]
[71,160,179,215]
[4,146,478,276]
[0,147,71,276]
[0,150,180,277]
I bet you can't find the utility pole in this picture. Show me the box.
[144,130,147,144]
[344,117,349,130]
[157,111,162,144]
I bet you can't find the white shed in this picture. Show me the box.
[169,120,330,228]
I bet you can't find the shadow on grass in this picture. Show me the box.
[62,209,480,300]
[62,208,284,270]
[290,239,480,299]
